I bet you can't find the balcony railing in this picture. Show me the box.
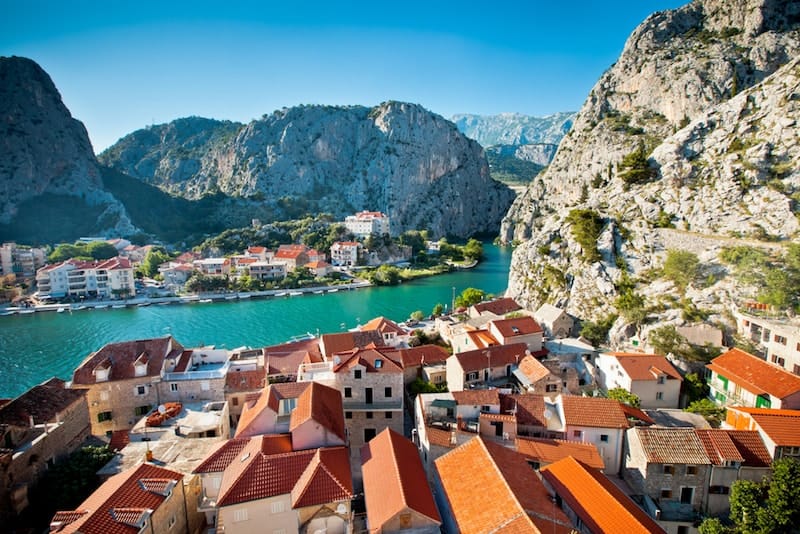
[197,494,217,512]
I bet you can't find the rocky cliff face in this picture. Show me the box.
[101,102,515,238]
[0,56,133,235]
[501,0,800,329]
[452,112,575,147]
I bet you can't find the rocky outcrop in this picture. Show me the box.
[101,102,514,238]
[501,0,800,326]
[0,56,134,235]
[452,112,575,147]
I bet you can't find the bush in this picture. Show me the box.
[619,142,656,185]
[565,209,604,262]
[663,249,699,291]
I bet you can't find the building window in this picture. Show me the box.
[385,411,393,419]
[656,392,664,400]
[660,489,672,499]
[233,509,249,522]
[364,428,376,442]
[135,385,147,396]
[170,383,178,392]
[271,501,284,514]
[232,397,239,406]
[466,371,478,381]
[134,405,150,416]
[573,430,582,438]
[345,411,352,419]
[657,376,665,384]
[385,387,392,398]
[686,465,697,475]
[97,411,112,423]
[709,485,730,495]
[354,369,362,379]
[344,387,352,398]
[366,411,373,419]
[775,334,787,345]
[546,384,558,392]
[434,375,443,383]
[600,434,609,443]
[663,464,674,475]
[794,364,800,376]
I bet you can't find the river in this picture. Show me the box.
[0,243,512,397]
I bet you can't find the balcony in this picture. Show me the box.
[343,399,403,411]
[197,493,217,512]
[162,362,229,381]
[298,361,335,382]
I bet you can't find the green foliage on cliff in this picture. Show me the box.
[618,142,656,185]
[565,209,604,262]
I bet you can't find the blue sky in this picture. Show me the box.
[2,1,686,152]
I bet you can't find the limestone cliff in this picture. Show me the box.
[101,102,515,238]
[0,56,134,237]
[501,0,800,330]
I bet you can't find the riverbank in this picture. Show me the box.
[0,281,373,316]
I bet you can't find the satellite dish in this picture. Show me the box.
[158,405,167,414]
[336,503,347,515]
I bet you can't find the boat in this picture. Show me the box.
[19,309,35,314]
[112,304,127,309]
[75,305,87,311]
[56,307,66,313]
[289,291,303,297]
[239,294,251,299]
[327,288,339,293]
[137,302,151,307]
[1,311,17,316]
[198,298,213,303]
[274,292,287,297]
[225,295,237,300]
[313,290,324,294]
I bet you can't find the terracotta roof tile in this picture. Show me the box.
[515,436,605,470]
[72,337,183,384]
[387,344,449,369]
[291,447,353,508]
[320,330,385,357]
[361,316,407,335]
[490,316,543,338]
[290,382,346,442]
[471,298,522,316]
[234,382,312,438]
[333,347,402,373]
[52,463,183,534]
[517,355,551,383]
[606,353,683,381]
[725,430,773,467]
[264,338,323,375]
[541,457,665,533]
[452,389,500,407]
[464,329,500,348]
[225,368,267,392]
[361,429,441,531]
[453,343,528,373]
[696,429,745,465]
[630,427,711,464]
[193,438,251,473]
[561,396,629,429]
[706,348,800,398]
[434,436,572,534]
[728,407,800,447]
[0,377,85,427]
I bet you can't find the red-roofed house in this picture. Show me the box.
[512,355,564,394]
[49,463,188,534]
[304,260,331,277]
[515,436,605,471]
[450,327,499,354]
[360,316,409,347]
[707,348,800,409]
[273,245,312,271]
[488,316,544,352]
[361,429,441,533]
[541,456,666,534]
[467,297,522,318]
[381,344,450,386]
[725,406,800,461]
[445,343,528,391]
[433,436,573,534]
[596,353,683,408]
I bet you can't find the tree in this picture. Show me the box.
[607,387,640,408]
[663,249,699,291]
[454,287,485,308]
[85,241,118,260]
[140,247,171,278]
[580,314,617,347]
[685,399,724,428]
[410,310,425,321]
[683,373,709,404]
[697,518,730,534]
[616,289,647,325]
[729,479,764,533]
[432,303,444,317]
[565,209,604,262]
[618,141,655,185]
[761,457,800,532]
[463,239,484,262]
[648,324,686,356]
[369,265,401,286]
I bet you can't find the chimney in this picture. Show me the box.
[457,415,463,430]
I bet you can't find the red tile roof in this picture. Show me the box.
[382,344,449,369]
[452,389,500,407]
[193,438,251,474]
[361,316,407,335]
[725,430,773,467]
[541,457,666,533]
[452,343,528,373]
[216,440,352,508]
[290,382,346,442]
[517,355,551,383]
[72,337,183,384]
[471,298,522,316]
[707,348,800,398]
[225,368,267,392]
[264,338,323,376]
[0,377,85,427]
[234,382,311,438]
[630,427,711,465]
[606,353,682,381]
[727,407,800,447]
[51,463,183,534]
[490,316,543,338]
[320,331,384,357]
[434,436,573,534]
[561,396,630,429]
[333,347,403,374]
[515,436,605,470]
[696,429,771,467]
[361,429,441,531]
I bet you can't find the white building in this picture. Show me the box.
[330,241,360,267]
[735,310,800,376]
[595,352,683,409]
[0,243,46,278]
[344,211,390,237]
[36,257,135,299]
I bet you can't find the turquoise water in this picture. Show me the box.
[0,244,512,397]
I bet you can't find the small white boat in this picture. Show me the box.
[327,288,339,293]
[313,290,324,294]
[19,309,36,314]
[137,302,151,307]
[199,298,213,303]
[2,311,17,316]
[112,304,127,309]
[57,307,66,313]
[239,294,251,299]
[75,305,87,311]
[274,292,287,297]
[289,291,303,297]
[225,295,237,300]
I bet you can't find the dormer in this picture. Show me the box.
[134,352,149,377]
[375,359,383,369]
[94,358,112,382]
[139,478,177,497]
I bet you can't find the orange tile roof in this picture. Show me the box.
[361,429,441,531]
[630,427,711,464]
[453,343,528,373]
[464,329,499,348]
[72,336,183,384]
[725,430,773,467]
[452,389,500,407]
[264,338,323,375]
[290,447,353,508]
[517,355,551,383]
[361,316,407,335]
[561,396,629,429]
[320,330,384,357]
[706,348,800,398]
[434,436,572,534]
[52,463,183,534]
[225,368,267,392]
[304,260,330,269]
[490,316,543,337]
[727,407,800,447]
[387,344,449,369]
[695,429,771,467]
[541,457,665,533]
[471,298,522,316]
[333,347,403,374]
[290,382,346,442]
[515,436,605,470]
[0,377,85,427]
[606,353,682,381]
[193,438,251,473]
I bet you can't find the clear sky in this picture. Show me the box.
[2,0,687,153]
